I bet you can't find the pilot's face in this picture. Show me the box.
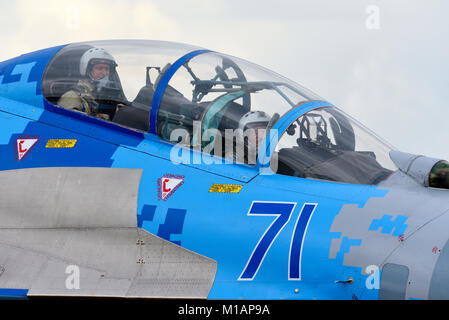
[90,63,110,81]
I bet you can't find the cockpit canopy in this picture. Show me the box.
[273,106,397,185]
[43,40,203,130]
[42,40,397,185]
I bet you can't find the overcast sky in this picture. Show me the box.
[1,0,448,160]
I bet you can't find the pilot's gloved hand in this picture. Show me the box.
[80,99,94,115]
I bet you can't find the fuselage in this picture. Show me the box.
[0,40,448,300]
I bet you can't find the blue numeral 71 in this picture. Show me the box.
[239,201,317,281]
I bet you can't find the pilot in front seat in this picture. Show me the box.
[57,47,121,120]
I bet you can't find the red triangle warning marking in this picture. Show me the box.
[16,138,38,161]
[158,175,184,201]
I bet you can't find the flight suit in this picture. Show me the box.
[57,79,110,120]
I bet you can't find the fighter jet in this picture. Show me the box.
[0,40,447,300]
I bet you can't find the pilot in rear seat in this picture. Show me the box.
[57,47,120,120]
[235,110,271,165]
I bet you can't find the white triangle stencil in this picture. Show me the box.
[16,138,38,160]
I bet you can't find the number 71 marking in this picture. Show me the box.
[239,201,317,281]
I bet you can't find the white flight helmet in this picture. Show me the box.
[79,47,117,78]
[238,110,271,132]
[235,110,271,164]
[236,110,271,147]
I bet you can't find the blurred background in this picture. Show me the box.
[1,0,447,160]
